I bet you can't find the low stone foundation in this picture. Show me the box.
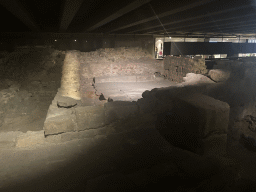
[43,86,230,157]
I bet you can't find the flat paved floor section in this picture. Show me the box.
[94,80,177,101]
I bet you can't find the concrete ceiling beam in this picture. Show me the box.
[87,0,152,32]
[107,0,217,33]
[126,4,252,34]
[143,13,256,34]
[0,0,39,31]
[59,0,84,32]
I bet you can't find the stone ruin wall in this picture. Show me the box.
[164,56,208,83]
[78,47,164,80]
[59,47,165,104]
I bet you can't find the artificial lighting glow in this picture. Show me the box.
[74,40,77,41]
[169,37,172,39]
[55,40,57,41]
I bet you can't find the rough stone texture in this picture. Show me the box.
[213,60,242,70]
[180,93,230,137]
[156,93,230,155]
[60,130,96,142]
[0,131,23,148]
[60,50,81,100]
[75,106,105,131]
[56,96,80,108]
[208,69,231,82]
[0,47,63,134]
[164,56,207,83]
[45,104,74,119]
[79,47,164,80]
[202,134,227,156]
[104,101,139,124]
[136,98,157,114]
[183,73,215,85]
[165,147,231,181]
[44,114,77,136]
[16,131,46,148]
[234,116,256,152]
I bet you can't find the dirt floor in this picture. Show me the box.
[0,47,63,133]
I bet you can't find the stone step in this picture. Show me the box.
[0,131,24,148]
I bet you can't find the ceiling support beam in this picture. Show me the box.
[127,4,252,34]
[108,0,216,33]
[87,0,152,31]
[59,0,84,32]
[0,0,39,31]
[146,13,256,34]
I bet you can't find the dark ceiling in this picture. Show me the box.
[0,0,256,38]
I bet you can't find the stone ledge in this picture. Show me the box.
[104,101,139,124]
[44,114,77,136]
[0,131,24,148]
[75,106,105,131]
[179,93,230,137]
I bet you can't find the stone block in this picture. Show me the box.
[180,93,230,137]
[44,114,77,136]
[56,96,81,108]
[104,101,139,124]
[0,131,23,148]
[75,106,105,131]
[156,94,229,155]
[16,131,46,148]
[202,134,227,156]
[169,147,222,180]
[46,104,74,119]
[208,69,231,82]
[137,98,156,114]
[60,129,97,141]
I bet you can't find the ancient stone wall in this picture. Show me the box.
[77,47,164,105]
[164,56,207,83]
[79,47,164,80]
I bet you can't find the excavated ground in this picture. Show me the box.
[1,47,256,191]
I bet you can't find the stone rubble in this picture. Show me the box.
[164,56,208,83]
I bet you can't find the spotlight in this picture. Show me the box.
[55,40,57,42]
[169,37,171,39]
[74,40,77,42]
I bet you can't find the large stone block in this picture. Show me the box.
[46,104,74,119]
[202,134,227,156]
[137,98,156,114]
[44,114,77,136]
[208,69,231,82]
[180,93,230,137]
[156,93,229,155]
[75,106,105,131]
[104,101,139,124]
